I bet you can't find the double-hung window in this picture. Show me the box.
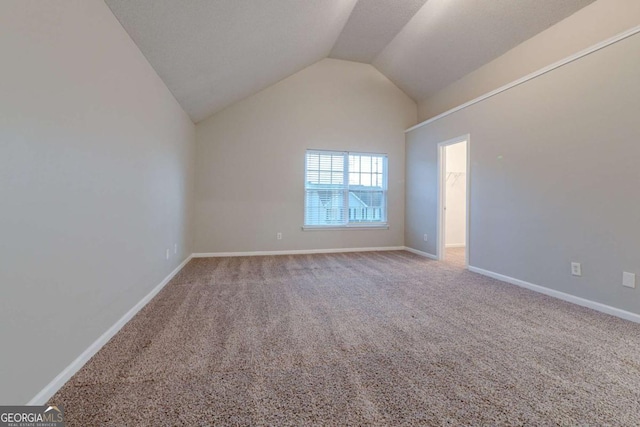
[304,150,388,228]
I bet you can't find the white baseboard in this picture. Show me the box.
[403,246,438,260]
[192,246,405,258]
[27,255,193,405]
[445,243,466,248]
[468,266,640,324]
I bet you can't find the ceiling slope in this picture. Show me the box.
[105,0,358,122]
[105,0,596,123]
[329,0,428,63]
[373,0,596,102]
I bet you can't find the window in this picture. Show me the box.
[304,150,388,228]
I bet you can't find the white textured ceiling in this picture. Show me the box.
[373,0,596,101]
[104,0,358,122]
[329,0,428,63]
[105,0,595,123]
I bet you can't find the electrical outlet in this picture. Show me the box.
[571,262,581,277]
[277,232,282,240]
[165,249,170,260]
[174,243,177,254]
[623,272,636,289]
[423,234,428,242]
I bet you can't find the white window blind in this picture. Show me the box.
[304,150,387,228]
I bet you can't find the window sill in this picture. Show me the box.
[302,224,389,231]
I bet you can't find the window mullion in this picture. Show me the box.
[343,152,349,225]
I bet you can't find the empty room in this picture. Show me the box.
[2,0,639,425]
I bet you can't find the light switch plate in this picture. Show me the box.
[623,272,636,289]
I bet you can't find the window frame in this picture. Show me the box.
[303,149,389,230]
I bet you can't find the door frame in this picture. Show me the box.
[437,134,470,266]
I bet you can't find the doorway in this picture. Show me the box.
[437,135,469,266]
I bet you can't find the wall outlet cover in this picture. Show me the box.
[623,272,636,289]
[571,262,581,277]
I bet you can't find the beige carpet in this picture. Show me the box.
[52,249,640,426]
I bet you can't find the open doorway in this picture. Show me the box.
[437,135,469,266]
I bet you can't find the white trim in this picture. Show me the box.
[445,243,466,248]
[465,137,471,267]
[192,246,405,258]
[405,25,640,133]
[437,135,470,266]
[27,255,193,405]
[468,266,640,324]
[302,224,389,231]
[403,246,438,260]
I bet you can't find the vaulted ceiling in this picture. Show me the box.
[105,0,595,123]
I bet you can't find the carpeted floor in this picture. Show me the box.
[52,249,640,426]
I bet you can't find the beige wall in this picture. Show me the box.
[195,58,416,253]
[418,0,640,122]
[406,32,640,314]
[0,1,195,403]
